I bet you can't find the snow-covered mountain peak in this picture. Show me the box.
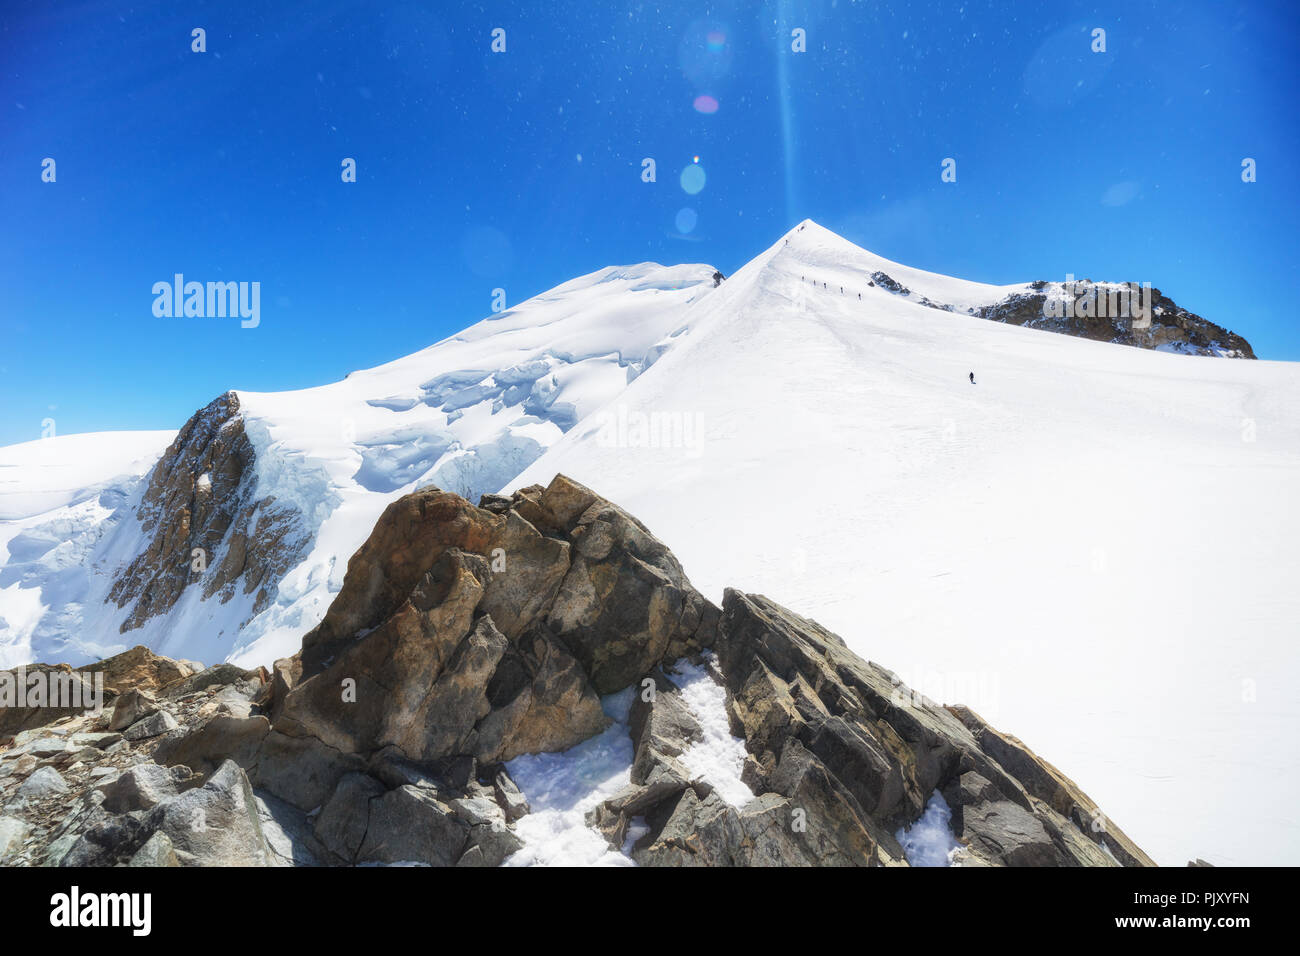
[2,222,1293,865]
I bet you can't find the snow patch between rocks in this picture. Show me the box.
[895,790,960,867]
[502,688,638,867]
[671,653,754,808]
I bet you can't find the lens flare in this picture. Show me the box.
[675,207,698,234]
[680,163,706,195]
[693,94,719,114]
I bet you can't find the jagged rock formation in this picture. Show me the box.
[584,591,1152,866]
[2,477,1158,867]
[974,281,1255,358]
[867,271,1254,358]
[107,392,310,633]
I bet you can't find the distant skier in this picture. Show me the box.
[969,372,976,385]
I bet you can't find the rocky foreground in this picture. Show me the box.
[0,476,1157,867]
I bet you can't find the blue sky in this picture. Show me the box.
[2,0,1297,445]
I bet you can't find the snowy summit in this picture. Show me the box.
[2,221,1298,869]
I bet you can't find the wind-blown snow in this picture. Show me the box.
[896,790,960,867]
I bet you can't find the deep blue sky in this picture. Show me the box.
[2,1,1297,446]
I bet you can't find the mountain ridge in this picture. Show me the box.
[3,220,1298,865]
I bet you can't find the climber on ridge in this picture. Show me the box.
[969,371,976,385]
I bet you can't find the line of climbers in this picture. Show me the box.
[800,274,874,301]
[796,275,977,385]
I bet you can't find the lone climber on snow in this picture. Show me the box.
[969,372,976,385]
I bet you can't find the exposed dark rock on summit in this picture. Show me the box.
[971,282,1255,358]
[866,270,1254,358]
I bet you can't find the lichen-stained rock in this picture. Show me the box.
[467,622,610,763]
[385,614,509,761]
[123,710,179,741]
[275,550,605,767]
[147,759,277,866]
[478,509,570,641]
[716,589,951,828]
[0,815,28,861]
[154,714,271,778]
[128,831,180,867]
[628,670,702,786]
[95,763,196,813]
[160,663,263,700]
[92,645,198,696]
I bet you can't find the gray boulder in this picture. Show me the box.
[357,785,470,866]
[127,831,180,867]
[109,688,160,731]
[124,709,179,741]
[13,765,68,804]
[96,763,196,813]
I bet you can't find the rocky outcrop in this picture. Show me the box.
[972,282,1254,358]
[0,652,272,866]
[2,476,1161,867]
[866,270,1254,358]
[107,391,310,633]
[583,590,1153,867]
[270,475,712,774]
[0,645,199,741]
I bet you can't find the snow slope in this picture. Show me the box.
[504,221,1300,867]
[2,220,1296,867]
[0,262,719,669]
[0,431,174,667]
